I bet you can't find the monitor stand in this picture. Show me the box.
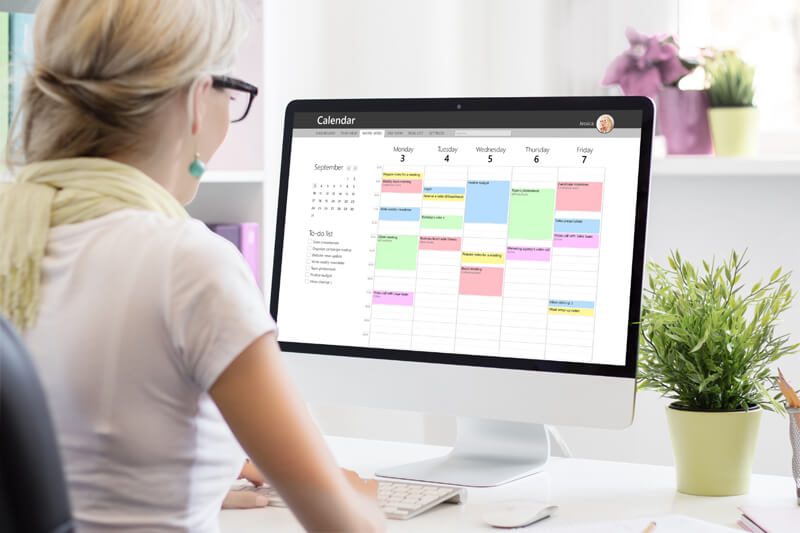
[375,416,550,487]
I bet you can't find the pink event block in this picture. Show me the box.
[506,246,551,261]
[459,266,504,297]
[372,291,414,306]
[553,233,599,249]
[381,179,424,194]
[556,182,603,212]
[419,236,462,251]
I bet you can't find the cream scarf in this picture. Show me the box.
[0,157,189,331]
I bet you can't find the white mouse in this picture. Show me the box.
[483,501,558,529]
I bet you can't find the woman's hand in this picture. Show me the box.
[342,469,378,500]
[239,459,266,486]
[221,460,269,509]
[222,489,269,509]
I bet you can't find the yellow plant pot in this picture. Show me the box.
[708,106,759,156]
[665,404,762,496]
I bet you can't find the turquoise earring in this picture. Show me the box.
[189,152,206,179]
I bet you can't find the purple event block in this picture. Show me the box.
[553,233,599,249]
[372,291,414,306]
[506,246,551,261]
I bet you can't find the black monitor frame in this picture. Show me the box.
[271,96,654,379]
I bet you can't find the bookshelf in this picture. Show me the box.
[202,170,265,184]
[184,0,267,289]
[3,1,37,14]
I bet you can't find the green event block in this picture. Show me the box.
[508,188,555,240]
[376,235,419,270]
[420,214,463,230]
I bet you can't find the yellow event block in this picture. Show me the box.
[423,193,466,201]
[461,252,505,265]
[548,307,595,317]
[382,171,423,180]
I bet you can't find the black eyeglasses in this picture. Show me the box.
[212,75,259,123]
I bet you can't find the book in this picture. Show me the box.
[0,12,9,170]
[9,12,34,127]
[543,514,739,532]
[207,222,260,288]
[239,222,260,289]
[738,505,800,533]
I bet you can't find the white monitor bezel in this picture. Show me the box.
[271,97,653,428]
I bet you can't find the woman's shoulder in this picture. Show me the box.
[60,208,242,271]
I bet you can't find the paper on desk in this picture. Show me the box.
[546,514,739,532]
[739,505,800,533]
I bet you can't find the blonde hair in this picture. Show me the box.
[7,0,248,169]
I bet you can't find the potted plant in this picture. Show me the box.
[602,28,713,155]
[638,250,798,496]
[705,51,758,156]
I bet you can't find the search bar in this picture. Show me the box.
[454,129,512,137]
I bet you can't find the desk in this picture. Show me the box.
[219,436,796,531]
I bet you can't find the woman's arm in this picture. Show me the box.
[210,332,385,532]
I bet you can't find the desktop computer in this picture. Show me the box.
[270,97,654,487]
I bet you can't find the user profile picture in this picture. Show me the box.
[596,114,614,134]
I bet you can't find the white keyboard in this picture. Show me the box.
[234,480,466,520]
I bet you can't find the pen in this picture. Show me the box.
[641,522,656,533]
[777,369,800,428]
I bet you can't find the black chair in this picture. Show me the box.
[0,316,74,533]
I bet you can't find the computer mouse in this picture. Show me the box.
[482,501,558,529]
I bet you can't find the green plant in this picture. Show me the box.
[638,250,798,412]
[705,51,755,107]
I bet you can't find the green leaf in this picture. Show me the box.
[689,327,711,353]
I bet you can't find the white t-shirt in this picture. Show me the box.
[23,209,274,533]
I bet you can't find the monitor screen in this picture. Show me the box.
[272,98,652,379]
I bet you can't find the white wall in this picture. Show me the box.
[263,0,680,223]
[263,0,800,477]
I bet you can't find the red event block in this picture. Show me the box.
[556,182,603,212]
[419,236,462,251]
[382,179,424,193]
[459,266,504,297]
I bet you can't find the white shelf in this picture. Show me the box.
[202,170,264,184]
[653,156,800,177]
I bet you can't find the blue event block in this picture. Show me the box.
[549,300,595,309]
[379,207,421,221]
[553,218,601,234]
[464,181,510,224]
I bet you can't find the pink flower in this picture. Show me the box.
[602,28,691,97]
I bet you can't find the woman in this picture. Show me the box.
[597,114,614,134]
[0,0,384,531]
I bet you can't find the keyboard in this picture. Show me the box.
[233,480,467,520]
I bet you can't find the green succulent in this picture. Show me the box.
[638,250,798,412]
[706,51,756,107]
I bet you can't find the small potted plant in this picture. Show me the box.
[638,250,798,496]
[602,28,712,155]
[705,50,758,156]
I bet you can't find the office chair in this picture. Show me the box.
[0,316,74,533]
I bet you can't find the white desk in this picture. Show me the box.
[219,436,796,531]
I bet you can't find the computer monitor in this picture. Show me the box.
[271,97,654,487]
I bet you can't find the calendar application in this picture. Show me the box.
[276,110,643,365]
